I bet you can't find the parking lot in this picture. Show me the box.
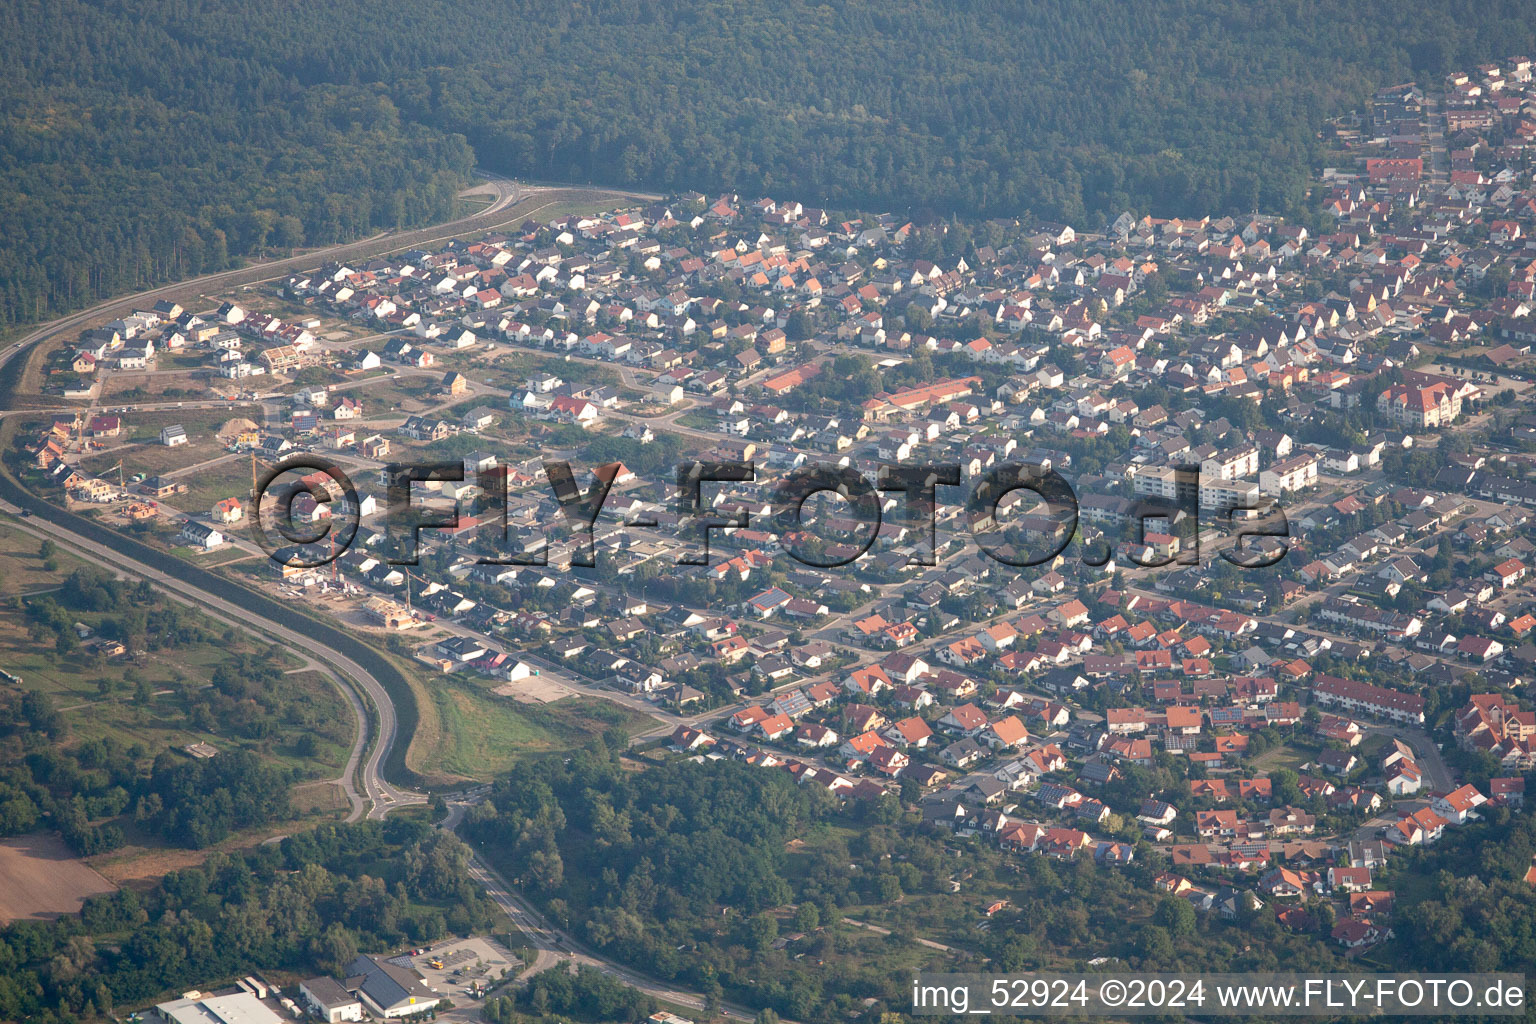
[389,936,522,1008]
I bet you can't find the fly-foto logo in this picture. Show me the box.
[250,458,1289,572]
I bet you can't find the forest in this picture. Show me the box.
[485,963,660,1024]
[462,741,1242,1020]
[463,737,1536,1022]
[0,0,473,330]
[0,819,499,1023]
[1392,808,1536,973]
[5,0,1534,329]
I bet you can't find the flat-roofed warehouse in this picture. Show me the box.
[154,992,282,1024]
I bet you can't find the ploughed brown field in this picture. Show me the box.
[0,833,117,922]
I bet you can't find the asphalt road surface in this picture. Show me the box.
[0,171,778,1019]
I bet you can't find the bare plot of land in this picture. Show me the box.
[493,676,575,703]
[291,780,350,815]
[0,833,117,922]
[103,370,210,402]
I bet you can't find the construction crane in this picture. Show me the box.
[402,568,431,617]
[328,529,340,584]
[107,460,124,490]
[249,451,277,499]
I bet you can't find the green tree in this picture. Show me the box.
[1138,924,1174,964]
[746,912,778,953]
[1154,896,1197,938]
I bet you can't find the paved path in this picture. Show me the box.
[0,168,801,1022]
[0,171,655,414]
[0,497,420,820]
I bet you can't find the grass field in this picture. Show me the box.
[0,523,93,595]
[81,439,229,481]
[158,458,255,516]
[102,371,213,403]
[71,405,263,488]
[454,192,498,217]
[517,196,631,224]
[162,352,212,371]
[347,372,441,414]
[291,780,351,815]
[480,349,619,392]
[410,671,650,782]
[1247,741,1312,773]
[0,833,116,923]
[179,547,260,569]
[113,405,263,443]
[0,570,350,787]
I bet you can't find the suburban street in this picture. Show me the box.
[0,170,791,1022]
[12,12,1535,1024]
[0,494,424,821]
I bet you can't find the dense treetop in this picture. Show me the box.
[462,741,1536,1022]
[3,2,1532,322]
[0,819,498,1023]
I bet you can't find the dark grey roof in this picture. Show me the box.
[346,955,435,1012]
[302,977,357,1009]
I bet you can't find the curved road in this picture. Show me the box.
[0,506,376,821]
[0,170,656,818]
[438,799,773,1024]
[0,169,652,405]
[0,493,423,821]
[0,171,777,1019]
[0,173,512,385]
[0,171,559,820]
